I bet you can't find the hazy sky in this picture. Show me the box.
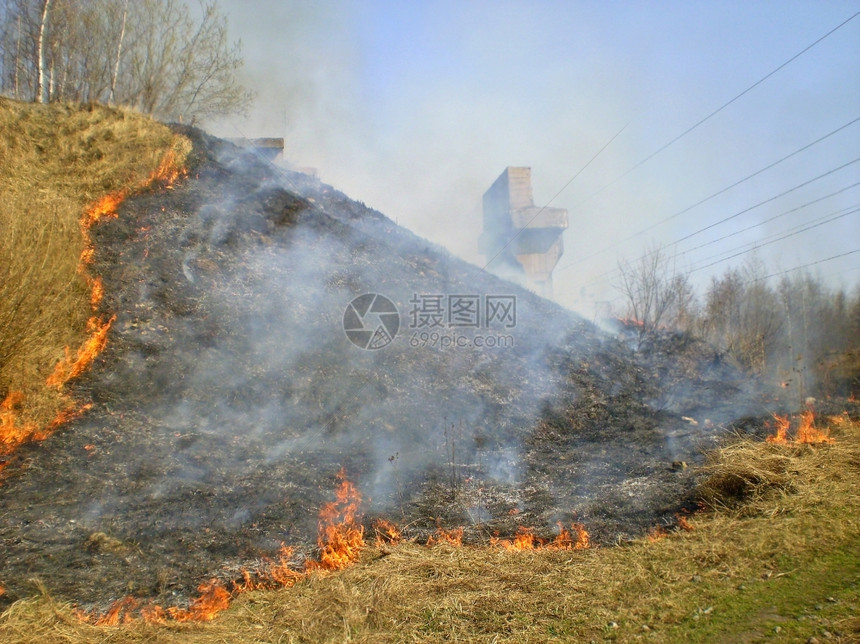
[207,1,860,315]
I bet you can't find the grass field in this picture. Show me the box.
[0,99,857,643]
[1,417,857,643]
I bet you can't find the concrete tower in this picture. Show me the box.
[226,137,285,162]
[479,167,568,298]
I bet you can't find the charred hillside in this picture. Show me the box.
[0,126,764,610]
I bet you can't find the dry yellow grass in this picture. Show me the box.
[0,97,189,433]
[1,419,858,643]
[1,97,857,643]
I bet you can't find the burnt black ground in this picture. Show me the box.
[0,127,774,611]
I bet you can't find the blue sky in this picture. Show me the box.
[208,1,860,314]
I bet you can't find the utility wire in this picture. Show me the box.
[683,204,860,269]
[817,263,860,281]
[674,158,860,244]
[558,174,860,296]
[687,207,860,273]
[751,248,860,284]
[564,10,860,212]
[555,116,860,274]
[679,184,860,256]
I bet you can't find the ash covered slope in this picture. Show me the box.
[0,127,757,608]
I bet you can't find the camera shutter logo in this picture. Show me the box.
[343,294,400,350]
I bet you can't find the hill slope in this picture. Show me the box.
[0,106,765,611]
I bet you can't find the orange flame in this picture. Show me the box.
[89,276,105,308]
[307,469,365,571]
[85,193,123,228]
[92,596,138,626]
[492,526,541,551]
[766,411,833,445]
[79,580,231,626]
[551,522,590,550]
[616,316,645,328]
[236,544,305,592]
[166,581,231,622]
[491,523,590,551]
[46,316,116,389]
[0,392,94,475]
[138,604,168,624]
[676,514,694,532]
[426,527,464,547]
[2,144,186,475]
[0,392,38,449]
[147,148,187,187]
[647,526,668,542]
[51,141,186,394]
[828,412,850,427]
[765,414,790,444]
[795,410,834,444]
[77,469,366,625]
[373,518,402,547]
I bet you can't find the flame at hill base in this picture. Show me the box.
[75,469,595,625]
[373,519,401,547]
[0,392,38,449]
[46,316,116,389]
[77,469,368,624]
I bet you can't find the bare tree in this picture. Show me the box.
[34,0,48,102]
[0,0,252,120]
[615,244,693,343]
[108,0,127,104]
[119,0,252,121]
[699,257,782,375]
[1,0,37,99]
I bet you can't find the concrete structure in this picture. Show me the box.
[227,137,285,162]
[479,167,568,298]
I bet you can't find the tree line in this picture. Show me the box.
[0,0,252,121]
[615,247,860,400]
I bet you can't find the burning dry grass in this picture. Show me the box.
[0,98,190,464]
[698,412,849,517]
[2,418,859,643]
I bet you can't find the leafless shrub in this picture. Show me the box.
[0,0,253,121]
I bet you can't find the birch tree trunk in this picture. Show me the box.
[36,0,52,103]
[14,14,22,99]
[109,0,129,105]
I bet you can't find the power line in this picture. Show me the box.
[562,9,860,218]
[674,158,860,245]
[687,207,860,274]
[818,263,860,281]
[679,184,860,256]
[555,117,860,274]
[557,174,860,297]
[627,118,859,243]
[683,203,860,269]
[752,248,860,284]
